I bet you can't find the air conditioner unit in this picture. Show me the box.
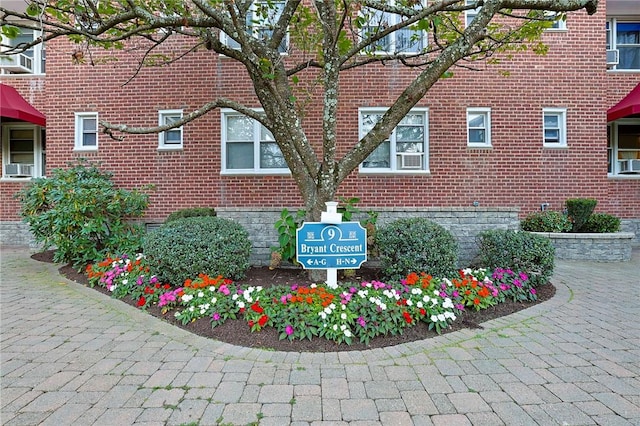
[399,153,423,169]
[606,49,619,66]
[4,163,33,177]
[0,53,33,73]
[618,159,640,174]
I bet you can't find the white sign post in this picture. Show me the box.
[321,201,342,289]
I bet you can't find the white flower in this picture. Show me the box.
[380,303,387,310]
[122,279,128,285]
[333,324,338,331]
[136,253,144,261]
[256,286,263,292]
[358,290,368,298]
[182,294,193,302]
[211,297,217,304]
[444,311,456,320]
[417,301,423,308]
[406,300,413,306]
[341,313,347,320]
[344,329,352,338]
[202,303,210,310]
[437,314,445,322]
[188,306,195,312]
[329,303,336,310]
[430,315,438,322]
[319,312,327,320]
[310,283,317,289]
[433,290,440,297]
[232,294,239,300]
[323,307,332,315]
[198,291,204,298]
[411,288,422,295]
[423,295,431,303]
[247,286,255,293]
[340,324,347,331]
[442,298,454,309]
[237,301,245,309]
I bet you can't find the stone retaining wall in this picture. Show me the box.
[530,232,635,262]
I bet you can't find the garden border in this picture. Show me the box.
[530,231,635,262]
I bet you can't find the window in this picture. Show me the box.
[75,112,98,150]
[359,108,429,172]
[465,0,480,27]
[222,110,288,173]
[361,1,425,54]
[0,27,45,74]
[607,19,640,70]
[158,110,183,149]
[1,125,45,178]
[467,108,491,147]
[608,121,640,175]
[542,108,567,147]
[546,12,567,30]
[222,1,288,53]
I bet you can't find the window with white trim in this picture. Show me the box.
[359,108,429,172]
[606,19,640,70]
[0,27,46,74]
[542,108,567,147]
[74,112,98,150]
[222,110,288,173]
[467,108,491,147]
[465,0,480,27]
[222,1,288,53]
[360,1,426,54]
[545,12,567,30]
[158,110,183,149]
[608,121,640,176]
[1,124,45,178]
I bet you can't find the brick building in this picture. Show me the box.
[1,0,638,262]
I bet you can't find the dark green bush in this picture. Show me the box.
[143,216,251,285]
[375,217,458,282]
[166,207,216,222]
[16,160,149,269]
[520,211,572,233]
[476,230,555,287]
[565,198,597,232]
[582,213,621,233]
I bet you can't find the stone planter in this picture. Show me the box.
[530,232,635,262]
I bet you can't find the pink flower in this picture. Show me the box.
[212,312,221,321]
[530,288,537,295]
[285,325,294,335]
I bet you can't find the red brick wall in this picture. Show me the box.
[2,7,638,223]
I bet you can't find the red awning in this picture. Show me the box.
[607,82,640,122]
[0,83,46,127]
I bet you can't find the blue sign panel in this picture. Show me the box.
[296,222,367,269]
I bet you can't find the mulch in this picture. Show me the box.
[31,250,555,353]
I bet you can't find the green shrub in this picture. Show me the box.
[582,213,621,233]
[565,198,597,232]
[166,207,216,222]
[375,217,458,282]
[520,211,572,233]
[143,216,251,285]
[476,230,555,287]
[16,160,149,269]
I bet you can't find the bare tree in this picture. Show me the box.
[1,0,597,220]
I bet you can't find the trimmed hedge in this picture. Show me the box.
[520,211,572,233]
[566,198,597,233]
[476,230,555,287]
[582,213,621,233]
[143,216,251,285]
[376,217,458,282]
[166,207,216,222]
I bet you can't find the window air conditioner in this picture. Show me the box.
[4,163,33,177]
[0,53,33,73]
[399,153,423,169]
[618,159,640,174]
[606,49,619,66]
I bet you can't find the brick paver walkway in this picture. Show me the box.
[1,246,639,425]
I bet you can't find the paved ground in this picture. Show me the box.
[1,246,639,426]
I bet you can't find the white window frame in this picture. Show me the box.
[542,108,567,147]
[358,107,430,174]
[360,0,427,55]
[221,109,290,175]
[74,112,99,151]
[608,119,640,177]
[465,0,480,28]
[606,18,640,71]
[158,109,183,150]
[545,12,567,31]
[467,108,492,147]
[1,124,45,179]
[0,26,45,75]
[221,1,288,54]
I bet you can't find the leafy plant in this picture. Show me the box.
[582,213,621,233]
[166,207,216,222]
[565,198,597,232]
[520,210,572,232]
[271,208,306,268]
[16,160,150,269]
[143,216,252,285]
[476,229,554,287]
[376,217,458,282]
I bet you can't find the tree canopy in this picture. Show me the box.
[1,0,597,219]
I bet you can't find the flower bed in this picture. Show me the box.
[87,254,541,345]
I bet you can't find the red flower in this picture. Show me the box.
[473,298,480,305]
[250,302,264,314]
[419,308,426,316]
[402,312,412,324]
[258,315,269,327]
[137,297,146,307]
[248,320,254,327]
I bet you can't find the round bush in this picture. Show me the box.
[143,216,252,285]
[582,213,621,233]
[520,211,572,233]
[476,230,555,287]
[375,217,458,282]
